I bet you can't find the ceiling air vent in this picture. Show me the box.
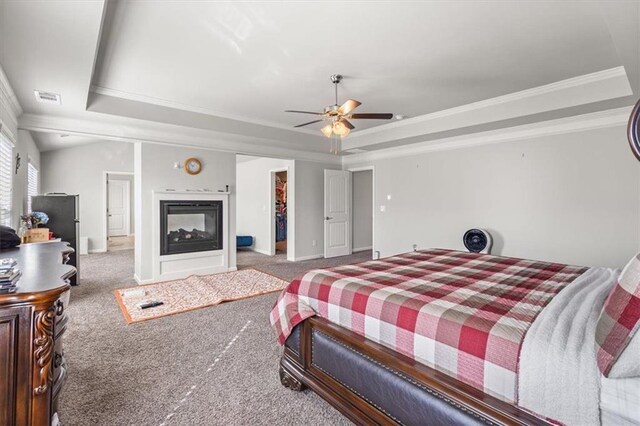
[34,90,62,105]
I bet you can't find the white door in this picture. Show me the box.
[324,170,351,258]
[108,179,130,237]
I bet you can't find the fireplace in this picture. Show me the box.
[160,200,223,255]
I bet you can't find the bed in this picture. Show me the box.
[270,249,640,425]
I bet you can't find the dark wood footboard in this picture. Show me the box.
[280,317,553,426]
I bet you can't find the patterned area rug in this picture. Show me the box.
[114,269,288,323]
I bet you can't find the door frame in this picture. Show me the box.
[348,166,375,260]
[102,171,134,252]
[270,167,294,260]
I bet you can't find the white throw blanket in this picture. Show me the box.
[518,267,618,425]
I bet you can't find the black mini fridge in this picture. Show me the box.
[32,194,80,285]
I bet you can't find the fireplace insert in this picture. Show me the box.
[160,200,223,255]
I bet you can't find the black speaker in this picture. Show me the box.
[463,229,492,254]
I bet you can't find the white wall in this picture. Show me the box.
[11,130,40,228]
[40,141,134,252]
[348,125,640,269]
[136,143,236,281]
[294,160,341,260]
[352,169,373,251]
[236,156,292,255]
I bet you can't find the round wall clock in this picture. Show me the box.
[629,98,640,161]
[184,157,202,175]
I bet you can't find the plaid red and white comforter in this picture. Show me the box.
[270,249,587,402]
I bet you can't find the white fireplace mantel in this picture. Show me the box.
[150,190,233,282]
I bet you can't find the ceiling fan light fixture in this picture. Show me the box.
[332,121,350,137]
[321,124,333,138]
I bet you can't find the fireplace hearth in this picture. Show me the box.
[160,200,223,255]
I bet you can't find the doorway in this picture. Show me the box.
[323,167,374,259]
[235,155,295,262]
[274,170,288,255]
[104,172,134,252]
[323,169,351,258]
[351,169,373,256]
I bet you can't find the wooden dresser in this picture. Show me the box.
[0,242,76,426]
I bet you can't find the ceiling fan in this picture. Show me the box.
[285,74,393,153]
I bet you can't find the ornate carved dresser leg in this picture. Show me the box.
[279,365,305,391]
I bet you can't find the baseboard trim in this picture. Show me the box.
[88,248,107,254]
[353,246,372,253]
[133,274,153,285]
[294,254,324,262]
[252,248,271,256]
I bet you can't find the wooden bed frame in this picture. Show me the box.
[279,316,553,426]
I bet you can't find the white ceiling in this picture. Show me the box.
[0,1,104,116]
[93,1,622,131]
[0,1,638,154]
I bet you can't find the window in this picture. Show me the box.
[0,134,12,226]
[27,160,39,213]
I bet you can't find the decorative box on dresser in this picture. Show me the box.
[0,242,76,426]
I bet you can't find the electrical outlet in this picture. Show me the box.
[312,240,317,247]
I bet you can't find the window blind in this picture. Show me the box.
[27,161,39,213]
[0,135,12,226]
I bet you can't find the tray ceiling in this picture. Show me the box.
[1,1,638,155]
[93,2,626,130]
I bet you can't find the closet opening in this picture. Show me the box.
[274,171,287,255]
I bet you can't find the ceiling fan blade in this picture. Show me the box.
[294,119,324,128]
[350,113,394,120]
[285,110,323,115]
[338,118,355,130]
[337,99,361,115]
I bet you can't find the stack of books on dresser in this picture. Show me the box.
[0,258,21,292]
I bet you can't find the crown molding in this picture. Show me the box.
[342,106,632,166]
[355,66,628,137]
[88,66,631,154]
[0,65,23,118]
[18,112,340,165]
[90,84,321,137]
[344,66,632,150]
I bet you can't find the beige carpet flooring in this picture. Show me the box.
[59,249,370,425]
